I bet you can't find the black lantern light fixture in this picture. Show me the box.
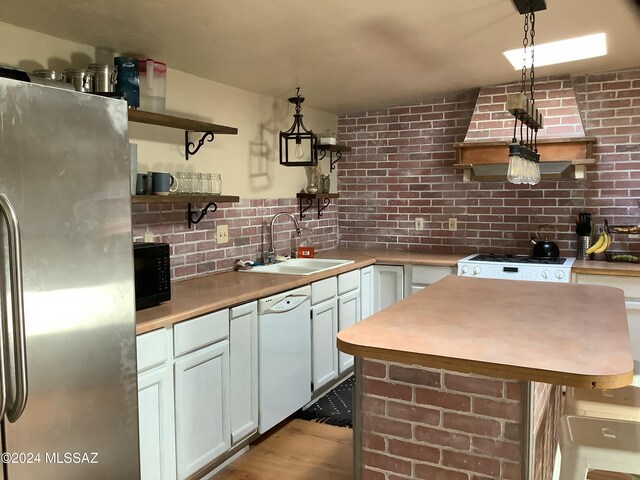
[279,87,318,167]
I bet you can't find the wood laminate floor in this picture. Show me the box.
[212,419,632,480]
[213,419,353,480]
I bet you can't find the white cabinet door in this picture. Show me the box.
[138,365,176,480]
[338,289,361,373]
[174,341,230,480]
[373,265,404,313]
[361,266,374,321]
[311,298,339,391]
[408,265,456,296]
[229,301,258,445]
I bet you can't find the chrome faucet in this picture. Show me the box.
[267,212,302,264]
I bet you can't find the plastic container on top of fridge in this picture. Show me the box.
[138,59,167,113]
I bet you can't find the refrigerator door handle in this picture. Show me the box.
[0,194,28,422]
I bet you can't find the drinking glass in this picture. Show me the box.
[174,172,189,194]
[211,174,222,195]
[192,173,203,194]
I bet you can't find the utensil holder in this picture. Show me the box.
[577,236,591,260]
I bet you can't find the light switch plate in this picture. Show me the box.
[217,225,229,244]
[448,218,457,231]
[415,217,424,230]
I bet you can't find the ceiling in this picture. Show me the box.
[2,0,639,114]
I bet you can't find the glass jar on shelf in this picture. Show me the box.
[211,174,222,195]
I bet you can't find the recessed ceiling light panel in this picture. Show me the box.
[503,33,607,69]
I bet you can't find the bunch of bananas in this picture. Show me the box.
[585,231,611,255]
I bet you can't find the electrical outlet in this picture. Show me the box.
[415,217,424,230]
[143,233,154,242]
[448,218,458,231]
[216,225,229,244]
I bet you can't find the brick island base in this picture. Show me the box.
[356,359,562,480]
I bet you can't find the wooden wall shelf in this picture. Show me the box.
[296,193,339,220]
[454,137,597,182]
[128,110,238,160]
[132,194,239,204]
[128,110,238,135]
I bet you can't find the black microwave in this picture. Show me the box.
[133,242,171,310]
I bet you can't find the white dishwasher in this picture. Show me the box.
[258,285,311,433]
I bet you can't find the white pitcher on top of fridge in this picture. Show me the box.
[138,59,167,113]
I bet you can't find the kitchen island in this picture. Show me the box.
[337,275,633,480]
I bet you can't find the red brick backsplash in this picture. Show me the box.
[337,67,640,256]
[132,198,338,281]
[360,360,524,479]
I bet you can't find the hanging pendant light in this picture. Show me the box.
[506,0,545,185]
[279,87,318,167]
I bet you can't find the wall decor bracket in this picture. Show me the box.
[317,144,351,172]
[185,131,214,160]
[298,196,313,221]
[188,202,218,229]
[296,193,339,221]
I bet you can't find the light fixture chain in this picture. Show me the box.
[521,4,529,94]
[529,8,536,107]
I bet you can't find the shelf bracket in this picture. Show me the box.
[299,196,314,221]
[317,197,331,217]
[317,149,327,162]
[187,202,218,229]
[185,131,215,160]
[329,151,343,172]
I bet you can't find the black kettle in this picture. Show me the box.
[530,224,560,258]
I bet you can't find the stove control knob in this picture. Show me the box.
[472,266,481,276]
[460,266,469,275]
[542,270,550,279]
[555,270,565,280]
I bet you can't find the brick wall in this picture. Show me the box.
[360,360,525,479]
[132,198,338,281]
[337,67,640,256]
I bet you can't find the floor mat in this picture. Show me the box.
[296,375,355,428]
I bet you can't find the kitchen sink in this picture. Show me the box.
[239,258,354,276]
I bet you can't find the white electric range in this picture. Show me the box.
[457,254,576,283]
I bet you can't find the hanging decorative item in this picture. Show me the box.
[506,0,546,185]
[279,87,318,167]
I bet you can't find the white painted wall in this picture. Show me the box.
[0,21,338,199]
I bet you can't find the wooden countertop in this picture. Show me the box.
[572,259,640,277]
[337,275,634,389]
[136,249,464,334]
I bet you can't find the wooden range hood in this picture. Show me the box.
[454,136,597,182]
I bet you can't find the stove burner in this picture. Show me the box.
[469,254,567,265]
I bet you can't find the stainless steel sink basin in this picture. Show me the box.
[239,258,354,276]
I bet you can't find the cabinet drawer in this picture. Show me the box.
[574,274,640,301]
[338,270,361,295]
[174,309,230,357]
[312,276,337,305]
[412,265,456,285]
[137,329,169,373]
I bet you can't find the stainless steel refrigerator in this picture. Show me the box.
[0,77,140,478]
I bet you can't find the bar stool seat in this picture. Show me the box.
[564,386,640,421]
[559,415,640,480]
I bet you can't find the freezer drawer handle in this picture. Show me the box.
[0,194,28,422]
